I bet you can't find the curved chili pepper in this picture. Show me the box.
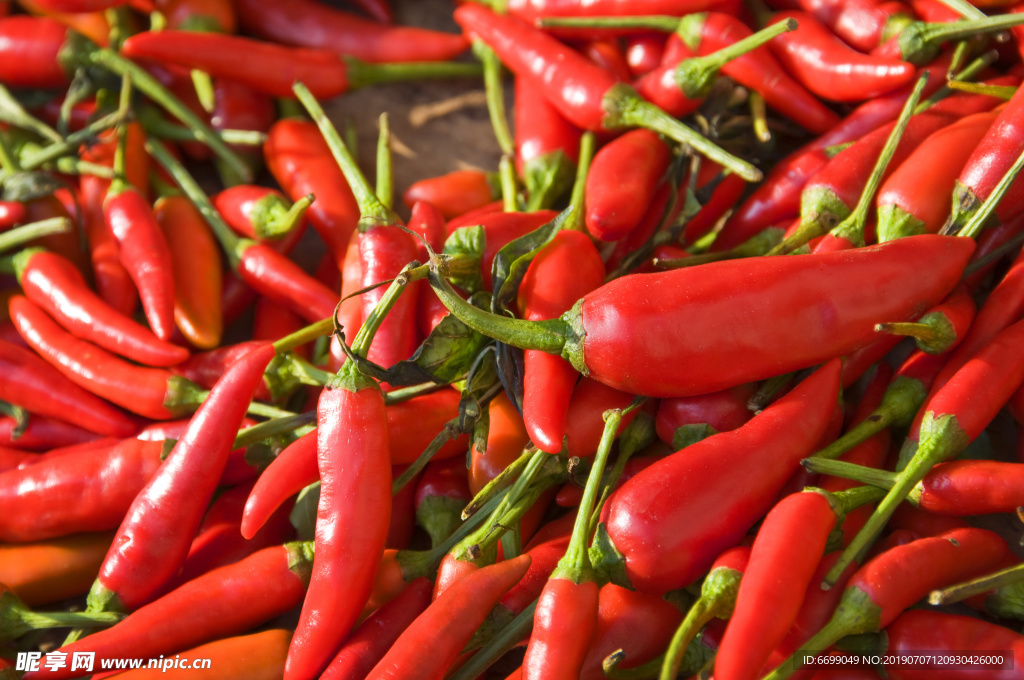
[767,528,1010,679]
[86,343,274,614]
[321,578,432,680]
[358,226,420,373]
[514,75,582,206]
[0,16,70,88]
[492,534,571,624]
[788,0,913,51]
[716,491,844,680]
[236,0,467,63]
[0,438,162,542]
[10,248,188,366]
[236,242,339,325]
[766,11,915,102]
[414,458,471,549]
[655,383,754,449]
[429,234,972,398]
[265,119,360,268]
[949,84,1024,232]
[0,532,112,608]
[599,360,840,594]
[103,186,175,342]
[563,378,643,459]
[365,555,531,680]
[154,195,223,350]
[9,296,204,420]
[0,414,98,451]
[877,110,999,241]
[584,129,670,241]
[403,171,499,220]
[24,543,314,680]
[0,337,135,437]
[121,31,480,100]
[455,4,761,182]
[518,230,604,453]
[874,283,975,355]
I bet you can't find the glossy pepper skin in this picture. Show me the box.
[9,296,201,421]
[88,343,275,613]
[0,337,136,437]
[287,367,392,680]
[517,230,605,453]
[0,439,162,543]
[767,11,915,102]
[24,543,314,680]
[584,129,671,241]
[573,236,970,397]
[0,16,69,88]
[265,119,361,268]
[602,359,841,593]
[0,532,113,607]
[110,629,292,680]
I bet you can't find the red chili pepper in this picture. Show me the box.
[494,534,571,622]
[518,230,604,453]
[365,555,531,680]
[236,0,466,63]
[24,543,314,680]
[787,0,913,51]
[103,186,176,342]
[358,225,420,373]
[584,38,632,81]
[469,392,531,496]
[0,16,70,89]
[579,583,685,679]
[430,235,972,398]
[716,491,843,680]
[9,248,188,367]
[0,336,135,437]
[265,119,361,268]
[236,241,339,325]
[963,213,1024,290]
[874,283,975,355]
[414,458,471,549]
[514,75,582,194]
[9,296,204,420]
[874,14,1024,65]
[321,578,433,680]
[604,181,673,273]
[448,210,559,291]
[584,129,671,241]
[155,195,223,350]
[949,84,1024,231]
[287,358,393,680]
[879,609,1024,680]
[0,437,162,542]
[454,4,762,183]
[769,528,1011,679]
[86,343,274,613]
[766,11,915,102]
[402,171,499,221]
[600,360,840,594]
[213,186,312,243]
[564,378,642,458]
[254,297,309,359]
[655,383,754,449]
[625,33,666,77]
[877,110,1000,241]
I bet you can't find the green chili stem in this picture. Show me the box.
[272,317,335,354]
[827,73,928,248]
[376,113,393,210]
[804,458,897,489]
[913,50,996,114]
[0,84,61,143]
[959,146,1024,240]
[499,154,519,212]
[934,0,986,20]
[350,263,427,358]
[537,15,682,31]
[190,69,216,113]
[946,81,1015,100]
[0,218,70,253]
[749,91,771,143]
[476,41,515,156]
[565,132,596,231]
[87,47,252,182]
[675,19,795,99]
[293,81,398,227]
[929,562,1024,605]
[462,448,534,519]
[232,412,316,449]
[917,13,1024,44]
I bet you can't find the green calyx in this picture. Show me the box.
[163,375,208,416]
[285,541,316,586]
[325,359,379,394]
[1,592,123,641]
[658,566,741,680]
[765,587,881,680]
[85,581,125,617]
[944,179,981,236]
[522,150,575,212]
[416,495,464,549]
[898,13,1024,65]
[251,193,313,240]
[588,522,632,590]
[876,203,926,243]
[876,311,956,355]
[672,423,718,450]
[768,189,849,255]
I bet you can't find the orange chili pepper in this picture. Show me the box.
[0,532,113,607]
[111,629,291,680]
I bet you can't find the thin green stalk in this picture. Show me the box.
[0,218,70,253]
[913,50,996,114]
[376,113,393,210]
[476,41,515,155]
[929,562,1024,605]
[498,153,519,212]
[447,600,537,680]
[959,146,1024,240]
[0,84,61,143]
[565,132,596,231]
[292,81,397,227]
[233,412,316,449]
[273,317,335,354]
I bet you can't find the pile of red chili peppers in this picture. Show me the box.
[8,0,1024,678]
